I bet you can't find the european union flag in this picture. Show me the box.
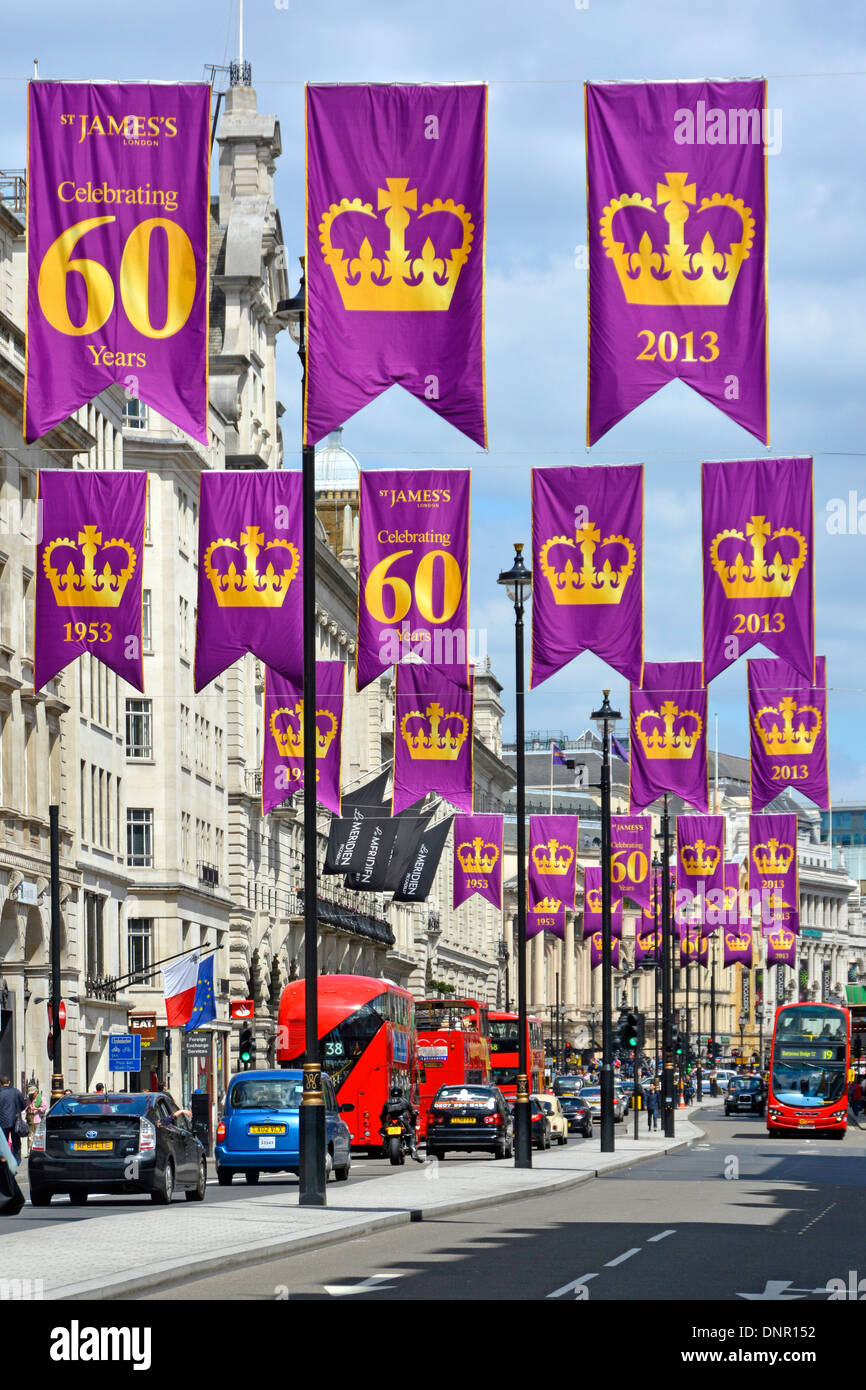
[185,955,216,1032]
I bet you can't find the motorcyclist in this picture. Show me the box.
[379,1085,425,1162]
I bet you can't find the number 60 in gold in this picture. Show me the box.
[364,548,462,624]
[37,215,196,338]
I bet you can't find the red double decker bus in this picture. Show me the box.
[767,1001,850,1137]
[415,997,491,1136]
[488,1011,545,1098]
[276,975,416,1153]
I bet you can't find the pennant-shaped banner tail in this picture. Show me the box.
[610,815,652,909]
[630,660,708,813]
[766,926,797,968]
[527,903,566,941]
[749,655,828,812]
[263,661,344,816]
[680,928,709,968]
[35,469,147,692]
[749,813,799,936]
[25,82,209,444]
[357,470,470,691]
[194,471,303,692]
[586,79,768,447]
[530,465,644,686]
[392,816,454,903]
[582,865,623,940]
[702,458,814,685]
[453,814,503,910]
[305,83,487,448]
[393,665,473,815]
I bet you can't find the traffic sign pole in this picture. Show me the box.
[49,805,64,1103]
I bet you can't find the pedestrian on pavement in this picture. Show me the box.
[24,1085,46,1153]
[646,1082,660,1131]
[94,1083,105,1094]
[850,1077,862,1115]
[0,1076,28,1162]
[0,1123,25,1217]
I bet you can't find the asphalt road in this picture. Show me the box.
[125,1109,866,1302]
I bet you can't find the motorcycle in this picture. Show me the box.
[379,1118,414,1165]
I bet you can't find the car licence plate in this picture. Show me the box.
[71,1140,112,1151]
[451,1117,475,1124]
[797,1120,812,1127]
[258,1136,276,1149]
[249,1125,286,1135]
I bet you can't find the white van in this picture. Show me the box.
[702,1068,735,1095]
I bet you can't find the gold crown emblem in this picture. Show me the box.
[457,838,499,874]
[319,177,474,311]
[680,840,721,876]
[752,839,795,875]
[710,516,807,600]
[43,524,137,607]
[534,896,563,914]
[638,931,660,950]
[769,926,795,951]
[755,697,821,756]
[531,839,575,875]
[635,701,703,760]
[725,931,752,951]
[586,889,603,915]
[400,702,469,761]
[538,520,636,606]
[600,170,755,307]
[268,702,338,760]
[203,527,299,608]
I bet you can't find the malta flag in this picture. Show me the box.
[163,951,201,1028]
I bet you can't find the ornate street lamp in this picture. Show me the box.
[498,543,532,1168]
[590,689,622,1153]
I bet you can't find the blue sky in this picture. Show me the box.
[3,0,865,796]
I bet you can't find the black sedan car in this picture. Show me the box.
[724,1076,765,1116]
[560,1094,593,1137]
[426,1084,513,1160]
[28,1092,208,1205]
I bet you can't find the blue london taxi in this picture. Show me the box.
[215,1069,353,1185]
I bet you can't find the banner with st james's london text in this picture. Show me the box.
[586,80,768,446]
[25,82,209,443]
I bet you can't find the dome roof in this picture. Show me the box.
[315,428,360,491]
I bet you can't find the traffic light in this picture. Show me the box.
[671,1026,683,1057]
[238,1024,254,1070]
[854,1035,863,1061]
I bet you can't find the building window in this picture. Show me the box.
[125,698,153,759]
[84,892,104,979]
[123,396,148,431]
[142,590,153,653]
[127,808,153,867]
[127,918,153,984]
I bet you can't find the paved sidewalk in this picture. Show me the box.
[1,1103,719,1301]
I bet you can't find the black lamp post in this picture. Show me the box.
[278,267,326,1205]
[656,796,675,1137]
[590,689,622,1154]
[49,805,64,1103]
[498,543,532,1168]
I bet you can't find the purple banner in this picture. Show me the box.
[582,866,623,940]
[393,664,473,815]
[529,816,578,915]
[590,931,620,970]
[527,903,566,941]
[530,465,643,686]
[25,82,209,443]
[635,924,661,965]
[702,458,814,685]
[357,470,470,691]
[630,661,708,813]
[680,929,709,968]
[586,80,768,446]
[723,926,754,968]
[676,814,725,923]
[766,926,797,968]
[702,859,742,937]
[263,661,343,817]
[610,815,652,909]
[749,655,828,812]
[194,471,303,692]
[35,469,146,692]
[453,814,503,910]
[749,813,799,935]
[305,84,486,448]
